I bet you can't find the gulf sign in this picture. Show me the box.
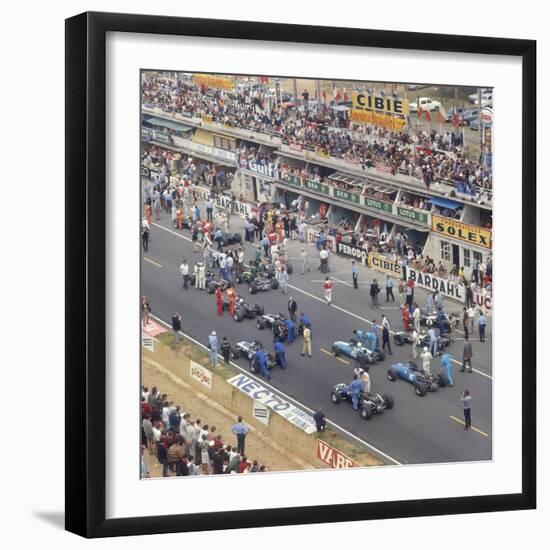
[317,440,356,469]
[352,92,409,116]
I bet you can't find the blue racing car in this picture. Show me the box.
[387,361,448,397]
[331,338,385,364]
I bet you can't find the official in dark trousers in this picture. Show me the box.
[287,296,298,323]
[313,408,326,432]
[461,336,473,373]
[171,313,182,343]
[231,416,249,455]
[460,390,472,430]
[385,275,395,302]
[381,315,393,354]
[220,336,232,364]
[462,307,469,339]
[351,260,358,289]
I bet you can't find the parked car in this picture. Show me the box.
[409,97,443,112]
[330,383,394,420]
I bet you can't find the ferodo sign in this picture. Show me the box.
[352,92,409,116]
[369,252,402,277]
[190,361,212,389]
[337,242,368,264]
[406,266,466,302]
[317,440,356,469]
[432,215,492,249]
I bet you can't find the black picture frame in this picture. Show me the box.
[65,11,536,538]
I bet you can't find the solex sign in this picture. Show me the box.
[432,215,492,249]
[317,440,356,469]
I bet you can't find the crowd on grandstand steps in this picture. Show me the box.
[141,385,267,477]
[142,75,492,200]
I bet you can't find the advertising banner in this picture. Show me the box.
[369,252,402,277]
[333,188,361,204]
[352,92,409,116]
[406,266,466,302]
[337,241,369,264]
[190,361,213,389]
[244,159,275,178]
[364,196,393,213]
[432,215,492,249]
[473,288,492,313]
[227,374,317,434]
[304,180,330,195]
[307,229,336,252]
[395,205,430,225]
[350,109,407,130]
[316,440,356,468]
[193,73,234,90]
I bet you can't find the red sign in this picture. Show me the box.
[374,161,393,173]
[317,440,356,468]
[289,142,303,152]
[142,320,168,338]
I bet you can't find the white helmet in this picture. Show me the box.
[423,346,428,353]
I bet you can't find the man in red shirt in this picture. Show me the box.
[324,276,333,305]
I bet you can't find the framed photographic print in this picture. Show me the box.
[65,11,536,538]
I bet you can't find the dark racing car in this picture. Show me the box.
[250,276,279,294]
[393,330,451,355]
[256,312,287,330]
[213,229,242,247]
[387,361,448,396]
[233,299,265,322]
[330,383,394,420]
[230,340,277,373]
[188,271,232,294]
[420,309,459,332]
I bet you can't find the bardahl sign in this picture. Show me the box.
[406,266,466,302]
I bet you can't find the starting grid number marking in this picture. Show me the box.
[320,347,349,364]
[449,415,489,437]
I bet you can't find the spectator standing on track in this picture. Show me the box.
[351,260,358,289]
[208,331,218,368]
[385,275,395,302]
[288,296,298,323]
[313,408,326,432]
[461,336,473,373]
[215,287,223,316]
[478,311,487,343]
[262,235,270,257]
[441,352,454,386]
[468,305,476,333]
[142,226,150,252]
[279,266,289,294]
[411,329,419,360]
[232,416,249,456]
[428,326,438,357]
[460,390,472,430]
[406,277,415,309]
[370,279,380,308]
[180,259,189,290]
[194,261,206,290]
[381,315,392,355]
[205,197,214,222]
[221,336,231,364]
[412,303,421,333]
[301,247,310,274]
[462,307,469,339]
[319,247,329,273]
[324,276,333,305]
[141,296,151,326]
[420,346,431,375]
[171,313,182,343]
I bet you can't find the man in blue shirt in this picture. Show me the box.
[428,326,438,357]
[351,260,358,289]
[350,376,364,411]
[299,313,312,335]
[478,311,487,342]
[274,340,287,369]
[231,416,249,455]
[255,348,271,380]
[284,318,296,344]
[385,275,395,302]
[441,352,453,387]
[262,235,270,257]
[208,331,218,367]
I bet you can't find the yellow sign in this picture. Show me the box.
[350,109,407,130]
[352,92,409,116]
[193,74,233,90]
[368,253,402,277]
[432,215,492,249]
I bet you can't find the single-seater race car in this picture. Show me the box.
[256,312,287,330]
[213,229,242,247]
[331,338,385,364]
[330,383,394,420]
[387,360,448,396]
[189,271,231,294]
[393,330,451,355]
[233,299,265,322]
[249,275,279,294]
[230,340,277,372]
[420,309,459,332]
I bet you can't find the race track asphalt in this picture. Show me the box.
[141,213,492,465]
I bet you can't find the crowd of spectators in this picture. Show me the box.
[142,76,493,201]
[141,385,267,477]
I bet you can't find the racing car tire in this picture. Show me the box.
[257,319,266,330]
[234,310,244,322]
[382,395,394,409]
[231,349,240,359]
[360,406,373,420]
[415,383,427,397]
[250,283,258,294]
[331,345,340,357]
[233,233,242,243]
[270,278,279,289]
[286,263,293,275]
[387,369,397,381]
[207,282,217,294]
[437,374,447,387]
[375,348,386,362]
[330,392,341,404]
[394,333,404,346]
[255,304,265,316]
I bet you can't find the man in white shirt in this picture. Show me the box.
[412,303,421,333]
[319,248,329,273]
[179,259,190,290]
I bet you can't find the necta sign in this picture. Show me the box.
[316,440,356,469]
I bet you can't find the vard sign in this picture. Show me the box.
[227,374,317,434]
[316,440,356,468]
[406,266,466,302]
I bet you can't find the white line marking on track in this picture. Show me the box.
[148,313,402,465]
[151,223,493,381]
